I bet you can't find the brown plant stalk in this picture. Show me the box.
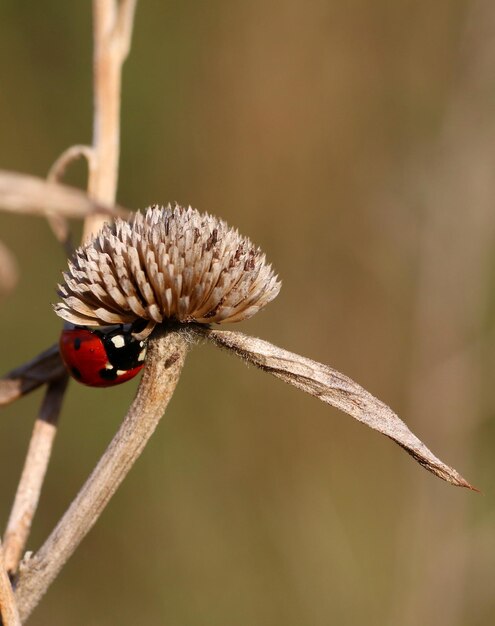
[46,145,96,254]
[14,329,188,623]
[1,2,138,620]
[2,375,69,576]
[0,170,126,222]
[0,541,20,626]
[0,345,64,408]
[85,0,137,240]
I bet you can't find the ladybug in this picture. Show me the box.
[59,323,148,387]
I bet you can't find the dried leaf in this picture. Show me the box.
[0,345,65,407]
[200,328,475,490]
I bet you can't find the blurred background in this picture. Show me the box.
[1,1,494,624]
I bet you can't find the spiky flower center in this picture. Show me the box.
[55,204,280,336]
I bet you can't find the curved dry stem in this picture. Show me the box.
[198,328,475,490]
[46,145,96,254]
[14,328,188,622]
[3,375,68,576]
[47,145,95,185]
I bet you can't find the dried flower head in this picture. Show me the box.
[55,204,280,336]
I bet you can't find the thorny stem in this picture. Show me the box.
[14,329,188,622]
[2,376,68,576]
[0,541,20,626]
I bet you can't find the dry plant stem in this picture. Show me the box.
[3,375,68,577]
[0,241,18,299]
[47,146,96,253]
[47,146,95,184]
[199,328,475,490]
[84,0,137,241]
[0,345,64,408]
[2,8,137,618]
[0,542,20,626]
[0,170,126,221]
[14,329,188,622]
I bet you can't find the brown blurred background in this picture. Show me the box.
[1,1,494,624]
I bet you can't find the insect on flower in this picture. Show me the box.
[59,323,147,387]
[55,204,281,386]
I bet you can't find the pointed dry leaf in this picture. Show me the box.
[0,345,65,407]
[200,328,475,490]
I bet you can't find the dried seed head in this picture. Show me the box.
[54,204,281,336]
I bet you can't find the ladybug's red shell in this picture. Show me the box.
[59,326,147,387]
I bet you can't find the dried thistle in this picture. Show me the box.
[55,204,281,336]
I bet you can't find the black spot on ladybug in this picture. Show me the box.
[71,367,82,380]
[73,337,81,350]
[99,367,118,381]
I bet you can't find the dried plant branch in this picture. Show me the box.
[47,145,95,185]
[84,0,137,240]
[0,170,127,221]
[3,375,68,577]
[0,345,64,408]
[198,328,475,490]
[0,4,138,622]
[0,242,18,299]
[0,541,20,626]
[46,145,96,253]
[0,7,138,620]
[114,0,138,58]
[14,328,188,622]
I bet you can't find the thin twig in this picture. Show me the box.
[0,242,18,299]
[84,0,137,240]
[0,345,64,408]
[0,541,20,626]
[14,328,188,622]
[47,145,95,185]
[0,170,126,221]
[46,145,96,254]
[3,375,68,577]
